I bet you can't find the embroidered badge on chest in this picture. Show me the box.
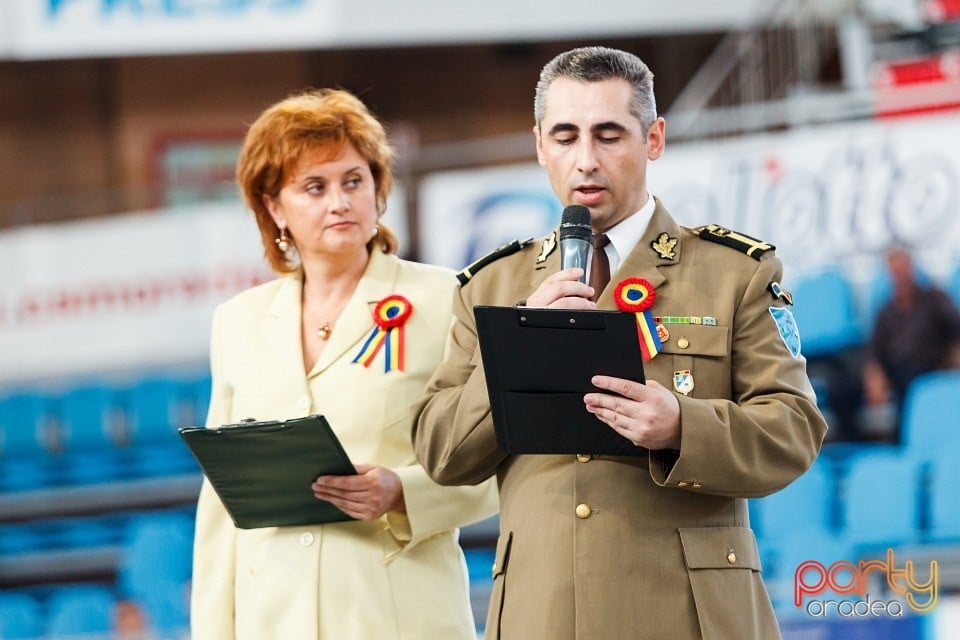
[673,369,694,395]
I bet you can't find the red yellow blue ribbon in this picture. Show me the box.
[613,277,662,361]
[352,294,413,372]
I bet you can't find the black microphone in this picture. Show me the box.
[559,205,592,283]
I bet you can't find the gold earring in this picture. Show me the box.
[275,227,290,252]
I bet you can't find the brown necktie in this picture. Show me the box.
[589,233,610,302]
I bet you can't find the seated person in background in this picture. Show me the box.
[862,245,960,440]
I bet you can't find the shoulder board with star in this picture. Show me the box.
[694,224,775,260]
[456,238,533,286]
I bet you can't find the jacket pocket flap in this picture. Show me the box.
[678,526,762,571]
[658,324,728,357]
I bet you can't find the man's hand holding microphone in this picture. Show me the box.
[522,204,681,451]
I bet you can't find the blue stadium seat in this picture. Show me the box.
[0,390,59,491]
[949,261,960,308]
[899,369,960,458]
[183,371,212,428]
[790,267,862,358]
[0,592,44,639]
[117,511,194,633]
[0,522,46,556]
[838,451,922,550]
[57,383,131,484]
[926,444,960,543]
[36,514,124,550]
[762,528,855,619]
[46,585,117,638]
[751,457,835,543]
[123,377,183,445]
[463,546,496,584]
[464,546,495,631]
[123,377,197,476]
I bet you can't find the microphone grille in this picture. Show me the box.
[560,205,591,226]
[559,205,591,241]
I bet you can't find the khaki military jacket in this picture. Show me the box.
[413,201,828,640]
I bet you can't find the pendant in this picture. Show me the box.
[317,323,331,340]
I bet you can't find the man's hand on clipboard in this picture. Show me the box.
[584,375,681,450]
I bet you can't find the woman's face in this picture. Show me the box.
[265,143,378,261]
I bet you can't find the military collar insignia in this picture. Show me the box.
[651,232,678,260]
[768,281,794,305]
[536,231,557,264]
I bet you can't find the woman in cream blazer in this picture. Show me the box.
[190,88,497,639]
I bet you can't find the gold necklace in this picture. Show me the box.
[317,323,332,340]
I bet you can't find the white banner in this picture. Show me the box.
[0,195,408,384]
[0,203,267,384]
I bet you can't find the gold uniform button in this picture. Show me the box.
[576,454,592,463]
[677,481,688,487]
[575,503,592,519]
[692,482,702,488]
[677,337,690,349]
[727,551,737,564]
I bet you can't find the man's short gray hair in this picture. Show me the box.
[534,46,657,135]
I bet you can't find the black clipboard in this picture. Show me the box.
[474,305,647,456]
[179,414,356,529]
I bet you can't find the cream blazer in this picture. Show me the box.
[191,249,498,640]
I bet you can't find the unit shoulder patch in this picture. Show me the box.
[769,306,802,358]
[768,280,794,305]
[695,224,775,260]
[456,238,533,286]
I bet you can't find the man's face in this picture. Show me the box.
[534,77,664,233]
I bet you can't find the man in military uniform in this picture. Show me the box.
[413,46,827,640]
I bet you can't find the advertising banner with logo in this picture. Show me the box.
[419,110,960,290]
